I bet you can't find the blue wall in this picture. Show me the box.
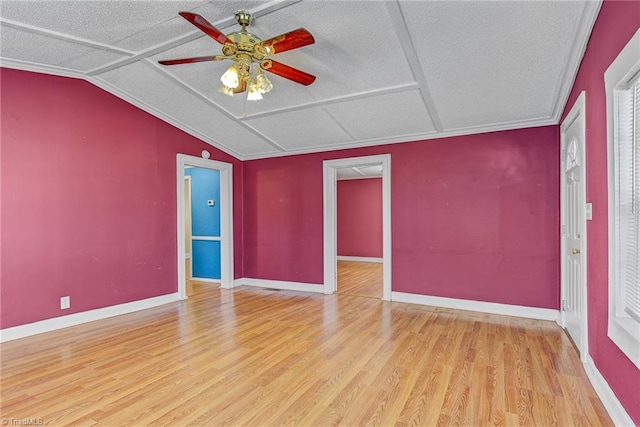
[192,241,221,280]
[186,167,221,280]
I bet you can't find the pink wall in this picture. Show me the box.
[2,3,636,420]
[244,126,560,309]
[337,179,382,258]
[561,1,640,423]
[242,154,323,284]
[0,69,243,329]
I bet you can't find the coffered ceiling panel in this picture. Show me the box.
[2,1,206,49]
[0,26,130,70]
[241,1,415,96]
[244,108,353,152]
[400,0,587,131]
[150,0,414,120]
[0,0,601,160]
[326,89,436,143]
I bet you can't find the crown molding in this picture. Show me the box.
[0,60,559,163]
[87,75,246,160]
[549,0,603,121]
[0,59,86,79]
[240,116,557,160]
[0,60,250,161]
[1,0,588,162]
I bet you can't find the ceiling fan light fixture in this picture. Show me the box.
[247,81,263,101]
[255,68,273,94]
[159,11,316,101]
[220,64,240,89]
[218,84,234,97]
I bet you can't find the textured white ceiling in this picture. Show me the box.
[0,0,601,160]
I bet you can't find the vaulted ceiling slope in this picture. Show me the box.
[0,0,600,160]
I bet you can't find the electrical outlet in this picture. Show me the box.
[60,296,70,310]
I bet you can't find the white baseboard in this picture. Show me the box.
[236,278,324,293]
[0,293,180,343]
[391,292,560,321]
[337,256,383,263]
[584,356,635,426]
[190,277,221,284]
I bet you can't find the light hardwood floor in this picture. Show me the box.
[337,260,382,298]
[186,259,220,295]
[1,284,611,426]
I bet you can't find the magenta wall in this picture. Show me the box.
[561,1,640,423]
[1,69,243,329]
[244,126,560,309]
[337,179,382,258]
[242,154,322,284]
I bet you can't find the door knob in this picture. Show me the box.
[572,248,581,255]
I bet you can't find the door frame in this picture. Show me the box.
[559,91,588,362]
[323,154,391,300]
[176,154,234,298]
[184,174,192,280]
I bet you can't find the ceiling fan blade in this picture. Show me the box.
[260,60,315,86]
[258,28,315,55]
[158,55,226,65]
[179,11,233,45]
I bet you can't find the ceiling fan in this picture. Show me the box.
[158,11,316,101]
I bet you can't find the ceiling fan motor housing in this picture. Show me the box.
[225,31,265,60]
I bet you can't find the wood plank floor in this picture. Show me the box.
[186,259,221,293]
[337,260,382,298]
[1,284,612,426]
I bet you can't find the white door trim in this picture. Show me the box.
[323,154,391,300]
[560,91,588,362]
[176,154,234,298]
[184,175,192,278]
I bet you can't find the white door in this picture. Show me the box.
[561,92,587,362]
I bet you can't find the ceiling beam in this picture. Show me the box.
[385,1,443,132]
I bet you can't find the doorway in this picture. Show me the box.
[335,173,383,298]
[323,154,391,300]
[560,92,588,362]
[176,154,234,299]
[186,167,222,283]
